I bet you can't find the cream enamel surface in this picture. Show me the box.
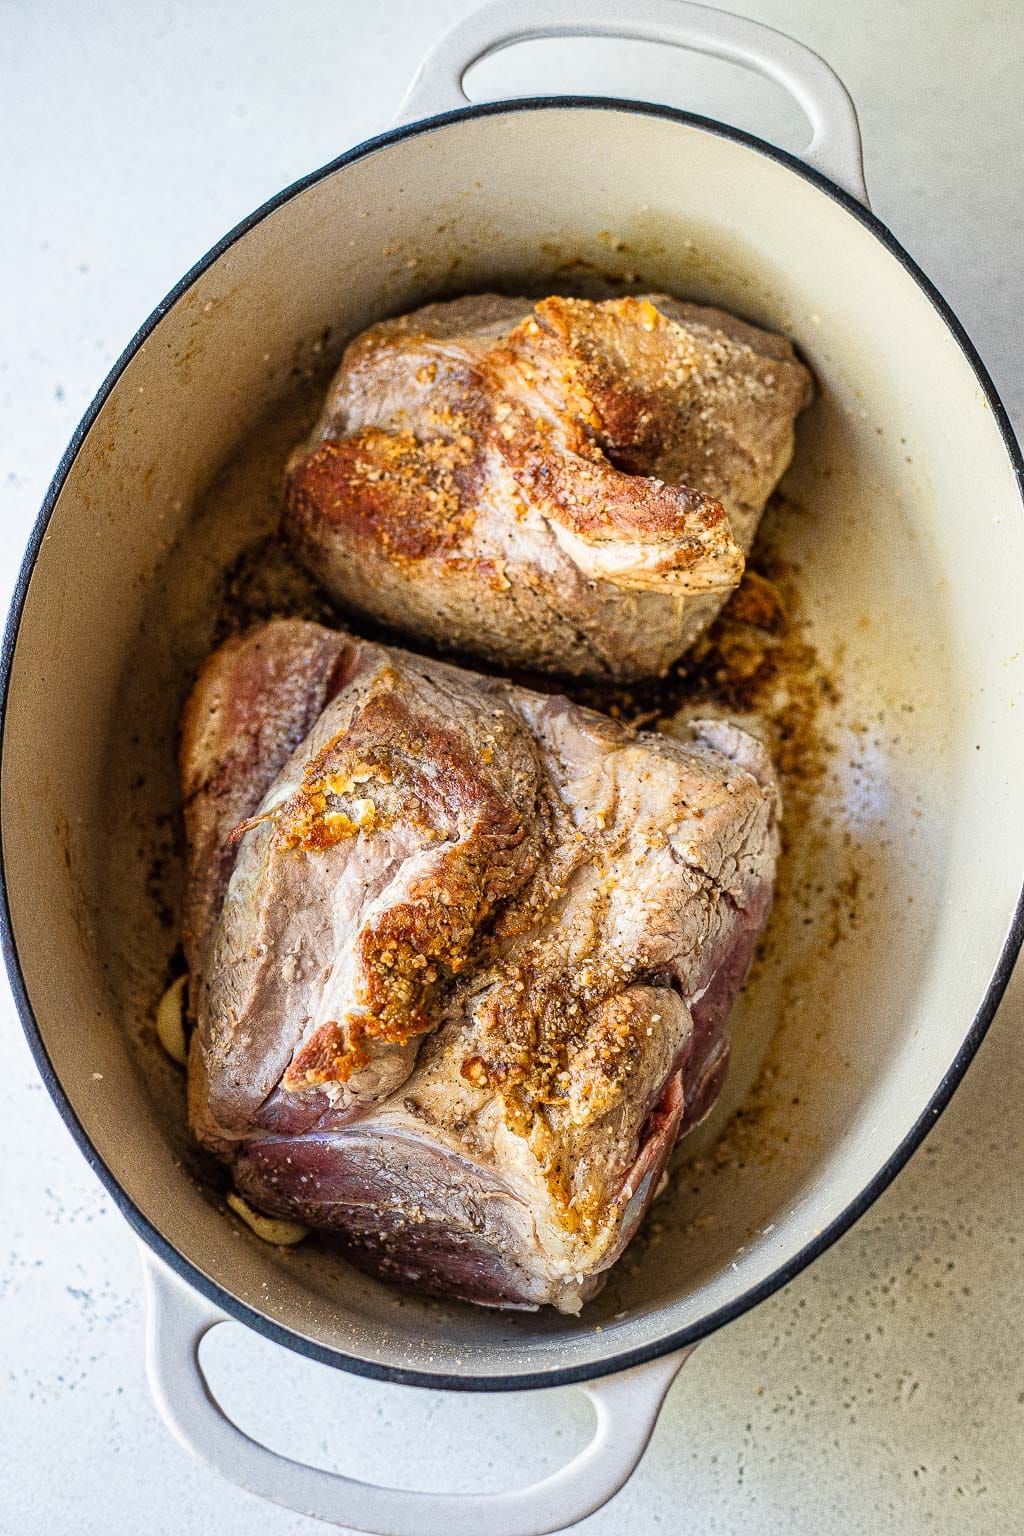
[5,101,1023,1383]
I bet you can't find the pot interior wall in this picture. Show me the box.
[4,106,1023,1383]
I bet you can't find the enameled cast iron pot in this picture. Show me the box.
[4,4,1024,1531]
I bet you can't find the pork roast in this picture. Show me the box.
[182,619,780,1311]
[283,293,811,680]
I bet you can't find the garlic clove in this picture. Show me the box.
[156,974,188,1066]
[226,1191,309,1247]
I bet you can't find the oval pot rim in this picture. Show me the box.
[3,94,1023,1393]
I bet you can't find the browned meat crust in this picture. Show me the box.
[283,294,811,679]
[183,618,780,1311]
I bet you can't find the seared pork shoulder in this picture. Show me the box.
[284,294,811,680]
[182,619,780,1310]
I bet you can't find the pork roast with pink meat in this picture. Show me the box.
[181,618,779,1312]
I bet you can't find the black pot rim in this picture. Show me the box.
[4,95,1023,1394]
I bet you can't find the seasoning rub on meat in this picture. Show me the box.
[284,293,811,680]
[181,618,780,1311]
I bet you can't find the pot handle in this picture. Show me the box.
[142,1247,692,1536]
[393,0,867,204]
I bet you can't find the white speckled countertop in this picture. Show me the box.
[3,2,1024,1531]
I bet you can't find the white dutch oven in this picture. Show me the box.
[4,3,1023,1532]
